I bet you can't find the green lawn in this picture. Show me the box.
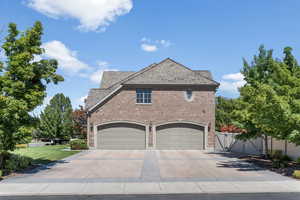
[13,145,80,165]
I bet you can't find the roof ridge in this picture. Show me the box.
[122,58,219,86]
[167,59,219,85]
[119,58,183,85]
[106,62,157,89]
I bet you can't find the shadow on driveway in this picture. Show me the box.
[206,152,265,172]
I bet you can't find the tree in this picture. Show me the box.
[216,96,241,131]
[236,45,300,156]
[72,106,87,139]
[39,93,74,141]
[0,22,63,151]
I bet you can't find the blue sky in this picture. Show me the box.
[1,0,300,113]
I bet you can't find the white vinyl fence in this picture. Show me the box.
[267,137,300,160]
[215,132,263,155]
[215,132,300,160]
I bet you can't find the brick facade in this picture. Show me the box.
[88,86,216,148]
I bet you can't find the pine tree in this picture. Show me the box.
[39,94,73,141]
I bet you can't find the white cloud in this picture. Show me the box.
[76,95,87,107]
[219,72,246,94]
[42,40,91,74]
[97,61,109,67]
[89,61,118,84]
[222,72,244,81]
[140,37,172,52]
[79,95,87,104]
[27,0,133,32]
[141,44,158,52]
[90,69,105,84]
[157,39,171,47]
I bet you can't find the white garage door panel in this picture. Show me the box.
[98,123,146,150]
[157,123,204,150]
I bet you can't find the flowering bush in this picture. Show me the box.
[220,125,245,133]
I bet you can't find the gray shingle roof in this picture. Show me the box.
[86,58,219,110]
[123,59,218,85]
[194,70,212,80]
[85,88,112,109]
[101,71,135,88]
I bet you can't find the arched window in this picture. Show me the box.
[185,90,193,101]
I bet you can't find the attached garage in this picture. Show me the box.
[156,123,205,150]
[97,122,146,150]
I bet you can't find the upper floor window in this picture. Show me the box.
[185,90,193,101]
[136,89,152,104]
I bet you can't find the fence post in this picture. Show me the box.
[284,140,288,155]
[270,137,273,154]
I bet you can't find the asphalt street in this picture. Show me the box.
[1,193,300,200]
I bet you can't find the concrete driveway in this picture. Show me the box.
[1,150,299,195]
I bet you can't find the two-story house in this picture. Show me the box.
[86,58,219,150]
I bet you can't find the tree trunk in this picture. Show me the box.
[264,134,269,158]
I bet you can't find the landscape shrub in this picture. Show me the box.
[281,155,292,162]
[296,157,300,164]
[2,153,33,174]
[0,170,2,178]
[293,170,300,179]
[70,139,88,150]
[271,150,283,160]
[270,151,292,168]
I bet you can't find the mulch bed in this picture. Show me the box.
[240,155,300,178]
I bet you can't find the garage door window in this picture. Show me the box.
[136,89,152,104]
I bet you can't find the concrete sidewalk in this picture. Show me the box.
[0,180,300,196]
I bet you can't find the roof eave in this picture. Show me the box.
[87,85,123,114]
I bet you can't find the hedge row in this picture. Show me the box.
[70,139,88,150]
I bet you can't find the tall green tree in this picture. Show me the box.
[236,45,300,156]
[0,22,63,151]
[216,96,240,131]
[39,93,74,141]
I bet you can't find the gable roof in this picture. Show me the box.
[86,58,219,111]
[122,58,218,85]
[101,71,135,88]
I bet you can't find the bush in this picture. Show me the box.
[2,154,33,174]
[70,139,88,150]
[296,157,300,164]
[0,170,2,178]
[270,152,292,169]
[271,150,283,160]
[293,170,300,179]
[282,155,292,162]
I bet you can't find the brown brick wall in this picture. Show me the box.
[88,87,216,148]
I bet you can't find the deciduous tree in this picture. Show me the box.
[236,46,300,156]
[0,22,63,151]
[72,106,87,139]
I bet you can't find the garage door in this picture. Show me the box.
[97,123,146,150]
[156,123,204,150]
